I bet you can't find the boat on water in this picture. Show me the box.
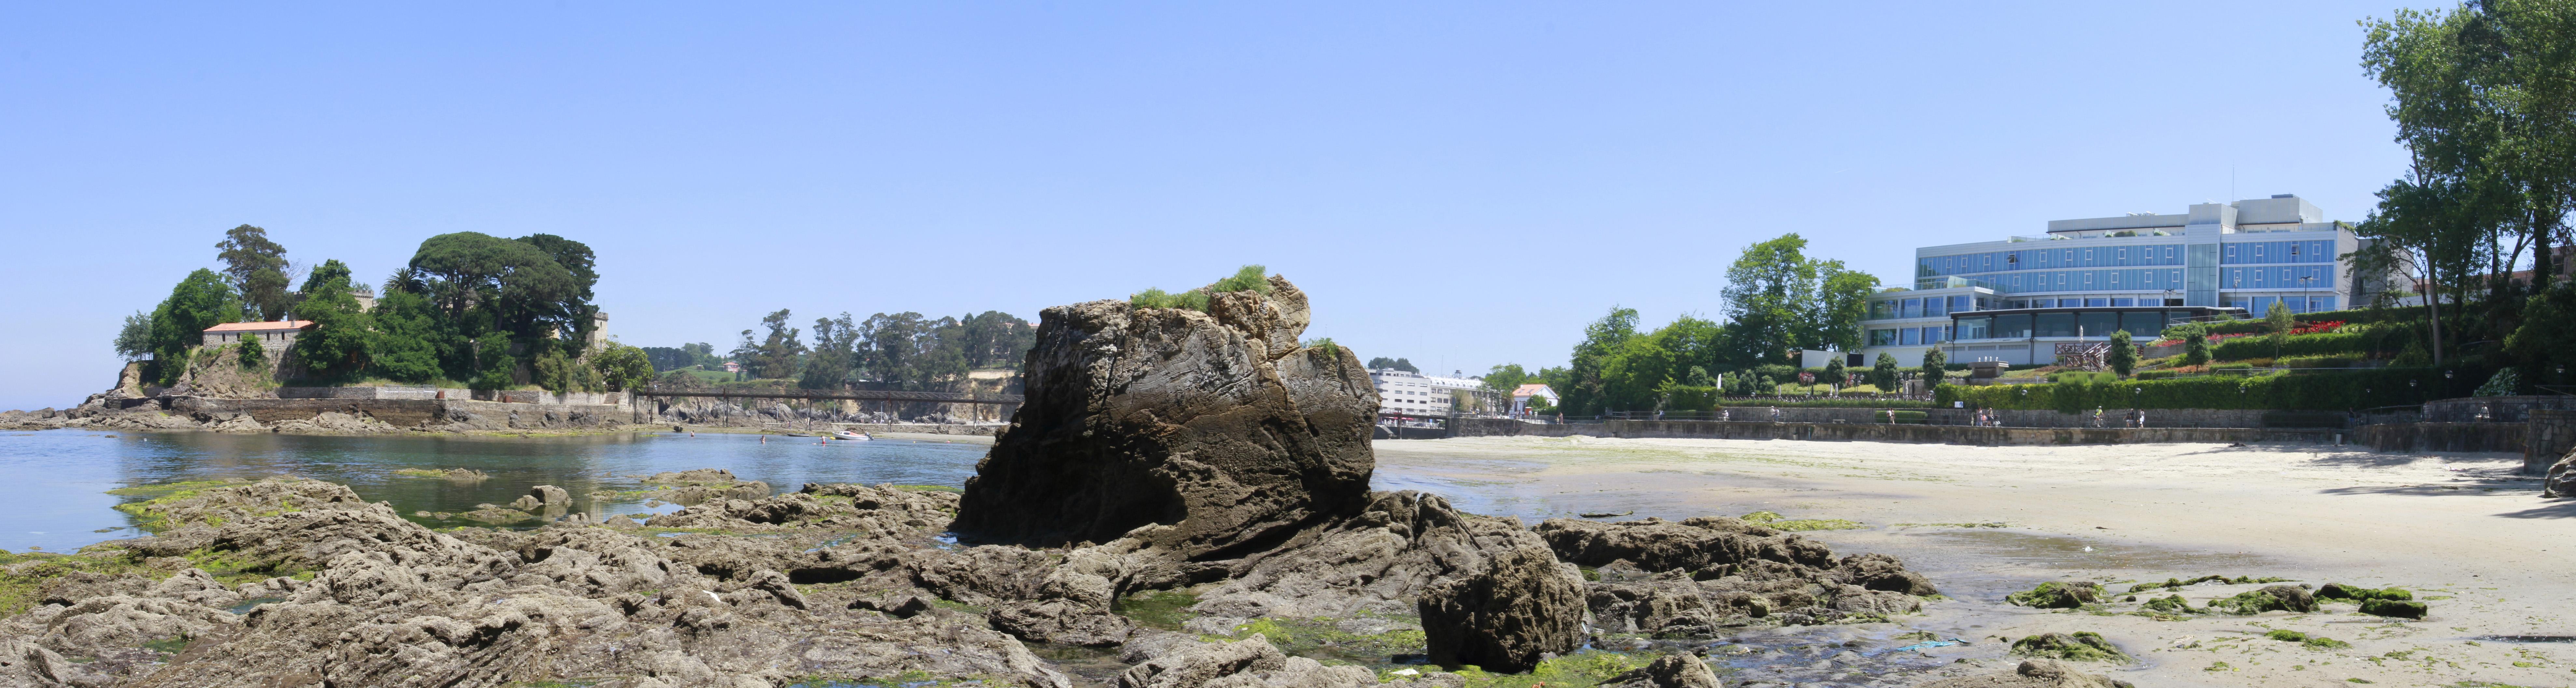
[830,431,872,441]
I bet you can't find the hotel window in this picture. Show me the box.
[1900,328,1919,345]
[1948,295,1972,312]
[1957,316,1992,339]
[2078,311,2118,337]
[2121,311,2164,337]
[1902,298,1923,318]
[1991,314,2033,338]
[1869,329,1898,346]
[2036,313,2077,337]
[1922,326,1946,344]
[2085,298,2109,307]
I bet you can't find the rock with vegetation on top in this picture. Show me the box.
[2005,581,2102,609]
[2009,632,2132,663]
[954,274,1379,562]
[2207,584,2317,615]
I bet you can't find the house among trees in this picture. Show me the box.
[200,321,315,349]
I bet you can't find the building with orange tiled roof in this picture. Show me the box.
[201,321,315,349]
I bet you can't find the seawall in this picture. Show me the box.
[1448,417,2347,446]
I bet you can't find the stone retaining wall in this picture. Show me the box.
[2527,409,2576,474]
[2352,421,2528,454]
[166,397,629,431]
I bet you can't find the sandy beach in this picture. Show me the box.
[1371,435,2573,687]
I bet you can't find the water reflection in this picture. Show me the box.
[0,430,990,553]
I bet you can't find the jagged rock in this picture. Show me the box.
[0,636,94,687]
[1418,544,1585,674]
[1601,652,1724,688]
[1190,491,1564,621]
[646,488,951,538]
[2547,449,2576,497]
[954,276,1380,562]
[1921,659,2134,688]
[645,469,740,484]
[1535,516,1835,573]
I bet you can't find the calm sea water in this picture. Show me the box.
[0,429,994,553]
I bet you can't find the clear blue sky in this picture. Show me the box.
[1,2,2426,410]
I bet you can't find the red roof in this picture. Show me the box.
[203,321,315,333]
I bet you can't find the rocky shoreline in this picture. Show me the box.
[0,276,2097,688]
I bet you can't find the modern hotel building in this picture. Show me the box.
[1857,194,2375,366]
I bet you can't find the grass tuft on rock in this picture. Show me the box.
[2010,632,2131,663]
[1130,265,1273,312]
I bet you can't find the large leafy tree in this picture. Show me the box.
[1718,233,1881,366]
[952,311,1035,370]
[801,312,860,389]
[1554,306,1640,415]
[404,232,588,354]
[145,269,241,384]
[367,287,451,383]
[215,224,292,321]
[735,309,807,380]
[290,260,374,378]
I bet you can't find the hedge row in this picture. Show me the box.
[2209,332,2372,361]
[1935,365,2494,412]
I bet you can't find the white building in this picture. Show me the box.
[201,321,315,349]
[1369,369,1487,418]
[1859,194,2387,366]
[1510,384,1557,414]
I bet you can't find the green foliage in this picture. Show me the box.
[2212,332,2370,362]
[471,353,518,391]
[2139,595,2195,615]
[234,338,266,370]
[2266,301,2295,352]
[146,268,242,385]
[1943,366,2492,411]
[1302,337,1339,357]
[1114,588,1200,631]
[215,224,291,321]
[1370,357,1420,373]
[2107,330,2137,378]
[591,343,655,392]
[114,310,153,362]
[1920,347,1948,391]
[290,260,374,379]
[2208,588,2305,615]
[1720,234,1878,358]
[0,548,156,617]
[1869,353,1901,392]
[1820,359,1845,388]
[366,287,451,383]
[1451,650,1651,688]
[1130,265,1270,312]
[735,309,808,380]
[2474,368,2520,396]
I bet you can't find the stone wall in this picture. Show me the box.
[165,397,630,431]
[1446,418,2343,446]
[2526,409,2576,474]
[2353,421,2525,453]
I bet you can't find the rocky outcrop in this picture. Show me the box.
[2545,448,2576,497]
[954,276,1380,562]
[1602,652,1724,688]
[1417,544,1585,673]
[1537,516,1933,633]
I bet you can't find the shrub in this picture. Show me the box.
[235,339,266,369]
[2212,332,2369,362]
[2475,368,2520,396]
[1130,265,1271,312]
[1940,365,2493,411]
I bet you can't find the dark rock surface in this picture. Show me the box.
[954,276,1379,561]
[1921,659,2133,688]
[1418,544,1586,673]
[1601,652,1724,688]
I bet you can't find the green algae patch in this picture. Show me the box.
[2209,587,2317,615]
[2134,594,2197,619]
[104,479,253,499]
[1116,588,1201,632]
[2318,583,2413,602]
[1739,511,1863,531]
[2127,575,2290,593]
[891,485,963,493]
[1227,617,1428,665]
[2010,632,2131,663]
[2006,581,2102,608]
[2259,630,2352,650]
[2360,599,2428,619]
[0,547,158,617]
[1452,650,1653,688]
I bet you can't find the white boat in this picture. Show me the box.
[830,431,872,441]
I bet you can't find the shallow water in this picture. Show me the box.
[0,429,992,553]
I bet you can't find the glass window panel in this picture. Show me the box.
[1902,298,1923,318]
[2085,298,2109,307]
[2036,313,2077,337]
[1948,296,1970,312]
[1926,326,1947,344]
[1958,316,1991,339]
[2120,312,2162,337]
[1869,329,1897,346]
[1869,300,1895,320]
[2078,311,2119,337]
[1925,297,1947,317]
[2059,298,2083,308]
[2111,298,2136,307]
[1900,328,1918,345]
[1991,314,2032,338]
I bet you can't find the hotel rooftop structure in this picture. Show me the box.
[1857,194,2374,367]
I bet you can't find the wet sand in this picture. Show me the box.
[1370,435,2574,687]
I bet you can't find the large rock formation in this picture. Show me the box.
[954,275,1380,563]
[1537,516,1935,632]
[1417,544,1586,673]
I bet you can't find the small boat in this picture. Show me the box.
[830,431,872,441]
